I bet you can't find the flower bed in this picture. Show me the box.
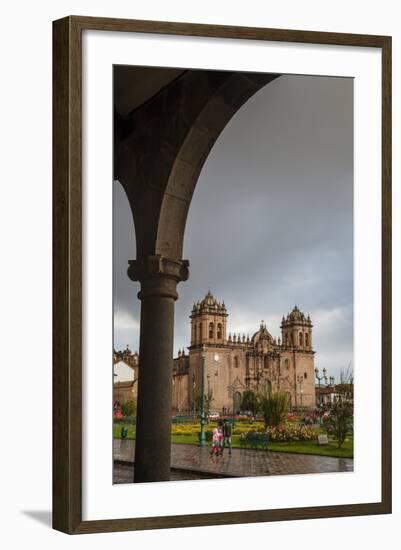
[170,421,318,440]
[239,424,319,443]
[170,421,266,436]
[266,424,319,442]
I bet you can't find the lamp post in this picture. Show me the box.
[199,349,207,447]
[227,382,236,429]
[328,376,335,405]
[206,374,211,423]
[315,367,327,426]
[191,373,196,418]
[213,354,219,415]
[296,374,304,415]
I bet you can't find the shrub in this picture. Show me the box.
[241,390,259,417]
[326,396,353,448]
[121,400,136,417]
[258,389,290,428]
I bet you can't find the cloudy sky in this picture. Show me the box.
[113,73,353,383]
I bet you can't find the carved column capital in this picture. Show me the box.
[128,255,189,300]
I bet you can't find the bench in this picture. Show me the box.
[240,431,269,450]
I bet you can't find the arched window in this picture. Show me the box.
[194,324,197,342]
[217,323,222,339]
[305,333,309,347]
[199,323,202,340]
[285,334,289,346]
[234,356,239,368]
[209,322,214,339]
[299,332,303,346]
[304,372,308,379]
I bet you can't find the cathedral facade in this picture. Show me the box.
[172,292,316,413]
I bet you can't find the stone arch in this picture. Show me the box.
[156,72,279,258]
[115,68,279,261]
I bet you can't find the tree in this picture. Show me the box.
[257,387,289,428]
[328,395,353,448]
[340,363,354,385]
[241,390,258,417]
[337,363,354,401]
[121,399,136,417]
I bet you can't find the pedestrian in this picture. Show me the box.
[223,419,232,455]
[210,426,220,457]
[218,423,224,456]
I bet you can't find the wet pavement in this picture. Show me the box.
[113,439,353,483]
[114,463,208,483]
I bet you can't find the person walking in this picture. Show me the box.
[218,423,224,456]
[210,426,220,457]
[223,419,232,455]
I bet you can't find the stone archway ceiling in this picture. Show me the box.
[114,66,281,260]
[114,66,187,116]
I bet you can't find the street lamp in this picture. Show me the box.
[191,373,196,417]
[315,367,327,426]
[199,349,207,447]
[206,374,211,423]
[227,382,237,429]
[296,374,304,414]
[213,354,219,414]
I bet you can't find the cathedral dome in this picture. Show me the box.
[251,321,273,345]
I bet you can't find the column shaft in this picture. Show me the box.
[134,295,174,482]
[127,255,189,483]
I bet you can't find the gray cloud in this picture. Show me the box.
[113,73,353,383]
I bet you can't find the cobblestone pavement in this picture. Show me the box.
[114,439,353,483]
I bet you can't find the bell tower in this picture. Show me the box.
[281,305,313,350]
[190,291,228,346]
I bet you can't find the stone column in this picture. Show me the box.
[128,255,189,483]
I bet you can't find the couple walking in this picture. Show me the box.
[210,419,232,457]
